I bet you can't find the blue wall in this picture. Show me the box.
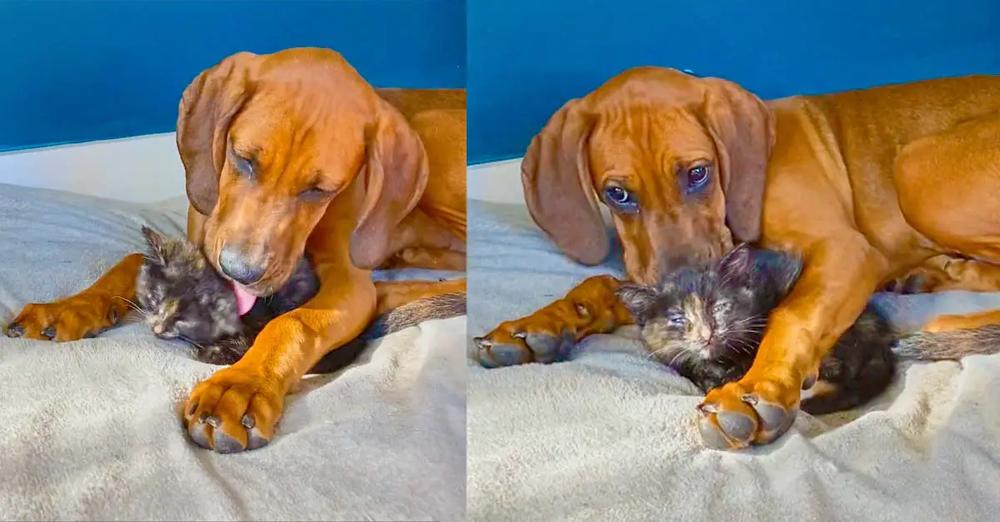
[0,0,465,152]
[468,0,1000,164]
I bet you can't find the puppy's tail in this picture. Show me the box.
[891,325,1000,361]
[309,292,466,374]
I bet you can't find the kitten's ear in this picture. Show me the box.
[719,243,753,279]
[617,284,657,322]
[141,226,166,262]
[756,250,803,296]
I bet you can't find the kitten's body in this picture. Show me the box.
[136,227,465,371]
[619,245,999,414]
[136,226,320,365]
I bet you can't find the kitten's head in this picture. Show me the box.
[136,226,242,344]
[618,244,801,372]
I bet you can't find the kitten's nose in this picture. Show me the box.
[218,245,266,285]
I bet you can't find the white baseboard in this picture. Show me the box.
[0,133,186,203]
[467,157,523,204]
[0,136,529,206]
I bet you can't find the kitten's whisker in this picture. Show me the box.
[178,334,206,351]
[729,328,764,335]
[114,296,150,318]
[725,337,757,356]
[666,349,690,369]
[645,346,670,360]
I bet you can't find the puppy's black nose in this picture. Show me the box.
[219,246,266,285]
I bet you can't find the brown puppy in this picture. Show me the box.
[7,48,466,453]
[477,67,1000,449]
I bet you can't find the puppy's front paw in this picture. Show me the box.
[6,291,126,341]
[474,305,582,368]
[183,366,284,453]
[696,370,801,450]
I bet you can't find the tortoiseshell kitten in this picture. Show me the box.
[617,245,899,414]
[618,244,1000,414]
[135,226,319,365]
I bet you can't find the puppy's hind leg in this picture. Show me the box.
[894,112,1000,333]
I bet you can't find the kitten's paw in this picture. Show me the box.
[696,371,800,450]
[183,366,284,453]
[5,291,126,341]
[474,307,581,367]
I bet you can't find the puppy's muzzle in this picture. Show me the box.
[219,245,267,285]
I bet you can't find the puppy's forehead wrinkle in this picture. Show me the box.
[237,103,352,194]
[591,109,706,189]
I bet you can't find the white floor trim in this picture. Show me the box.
[0,133,185,203]
[467,157,523,204]
[1,135,528,206]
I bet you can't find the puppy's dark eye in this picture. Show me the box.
[667,311,687,326]
[299,187,333,202]
[686,165,710,192]
[603,185,638,213]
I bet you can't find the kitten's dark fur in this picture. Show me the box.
[618,244,999,414]
[136,226,320,365]
[135,226,466,371]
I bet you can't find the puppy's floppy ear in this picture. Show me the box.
[176,52,256,216]
[522,98,608,265]
[617,284,657,323]
[349,98,430,269]
[700,78,775,243]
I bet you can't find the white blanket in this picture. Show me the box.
[467,199,1000,522]
[0,184,466,521]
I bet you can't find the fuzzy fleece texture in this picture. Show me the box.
[0,184,466,521]
[467,199,1000,522]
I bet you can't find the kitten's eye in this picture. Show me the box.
[667,311,687,326]
[685,165,711,193]
[173,320,193,333]
[712,301,730,315]
[154,326,177,339]
[603,185,639,214]
[299,187,334,202]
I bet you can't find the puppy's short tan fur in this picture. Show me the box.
[9,48,467,453]
[480,67,1000,449]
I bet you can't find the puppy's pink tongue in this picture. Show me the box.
[231,282,257,316]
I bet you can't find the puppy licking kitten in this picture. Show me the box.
[136,226,319,365]
[136,226,466,370]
